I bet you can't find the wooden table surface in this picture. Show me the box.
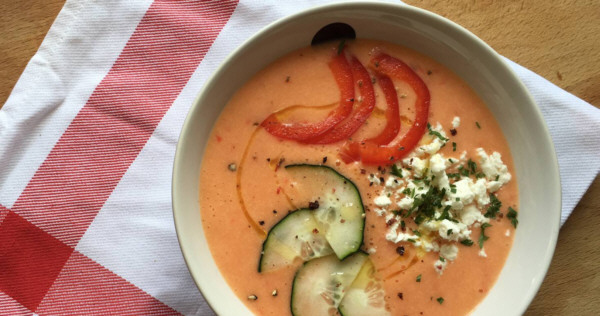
[1,0,598,315]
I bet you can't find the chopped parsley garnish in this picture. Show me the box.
[437,205,452,221]
[337,39,346,55]
[452,142,457,152]
[450,187,457,194]
[495,174,500,181]
[416,274,422,282]
[484,194,502,218]
[507,207,519,228]
[439,256,445,262]
[391,164,403,178]
[460,239,474,246]
[427,123,449,142]
[412,230,422,237]
[392,210,402,216]
[437,297,444,304]
[475,172,486,179]
[476,121,481,129]
[447,229,453,235]
[479,223,492,249]
[400,220,406,230]
[467,159,477,174]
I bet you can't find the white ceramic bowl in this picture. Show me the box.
[173,2,561,315]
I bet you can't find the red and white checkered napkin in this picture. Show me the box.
[0,0,598,315]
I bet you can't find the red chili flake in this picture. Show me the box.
[308,201,320,210]
[332,188,336,193]
[436,265,443,270]
[259,221,265,226]
[272,210,277,214]
[322,156,328,163]
[312,228,319,234]
[276,187,282,194]
[381,168,386,174]
[369,182,374,187]
[266,158,271,162]
[479,289,484,293]
[450,128,457,136]
[216,135,222,142]
[360,169,366,174]
[379,177,384,184]
[340,219,346,223]
[377,166,382,171]
[499,213,504,218]
[396,246,405,256]
[386,218,397,226]
[397,293,403,300]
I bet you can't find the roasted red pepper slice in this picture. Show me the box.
[365,74,400,145]
[341,52,430,165]
[261,51,354,141]
[304,55,376,144]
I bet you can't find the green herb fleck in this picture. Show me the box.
[460,239,474,246]
[416,274,422,282]
[447,229,453,235]
[476,121,481,129]
[484,194,502,218]
[479,223,492,249]
[337,39,346,55]
[412,230,422,237]
[507,207,519,228]
[401,220,406,230]
[427,123,449,142]
[452,142,457,152]
[437,297,444,304]
[391,164,403,178]
[467,159,477,174]
[495,174,500,181]
[439,256,445,262]
[407,239,416,243]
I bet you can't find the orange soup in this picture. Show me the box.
[200,39,518,315]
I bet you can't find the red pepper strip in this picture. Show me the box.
[304,55,376,144]
[341,52,430,165]
[261,51,354,141]
[364,74,400,145]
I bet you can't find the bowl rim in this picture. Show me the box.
[172,1,561,315]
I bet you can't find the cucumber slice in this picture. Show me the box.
[259,209,334,272]
[285,164,365,260]
[291,253,368,316]
[339,258,390,316]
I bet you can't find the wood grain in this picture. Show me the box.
[1,0,598,315]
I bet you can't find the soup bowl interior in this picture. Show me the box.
[172,2,560,315]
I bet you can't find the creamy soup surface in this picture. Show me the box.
[199,39,518,316]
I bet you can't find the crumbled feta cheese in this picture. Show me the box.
[452,116,461,128]
[476,148,511,184]
[368,174,381,185]
[448,178,475,210]
[374,208,387,216]
[459,150,467,162]
[505,229,511,237]
[471,178,490,206]
[479,248,487,257]
[429,154,448,174]
[460,204,489,226]
[374,195,392,207]
[486,180,503,193]
[385,176,402,189]
[396,196,414,209]
[434,258,447,275]
[403,157,427,177]
[438,219,471,241]
[367,247,377,254]
[440,244,459,261]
